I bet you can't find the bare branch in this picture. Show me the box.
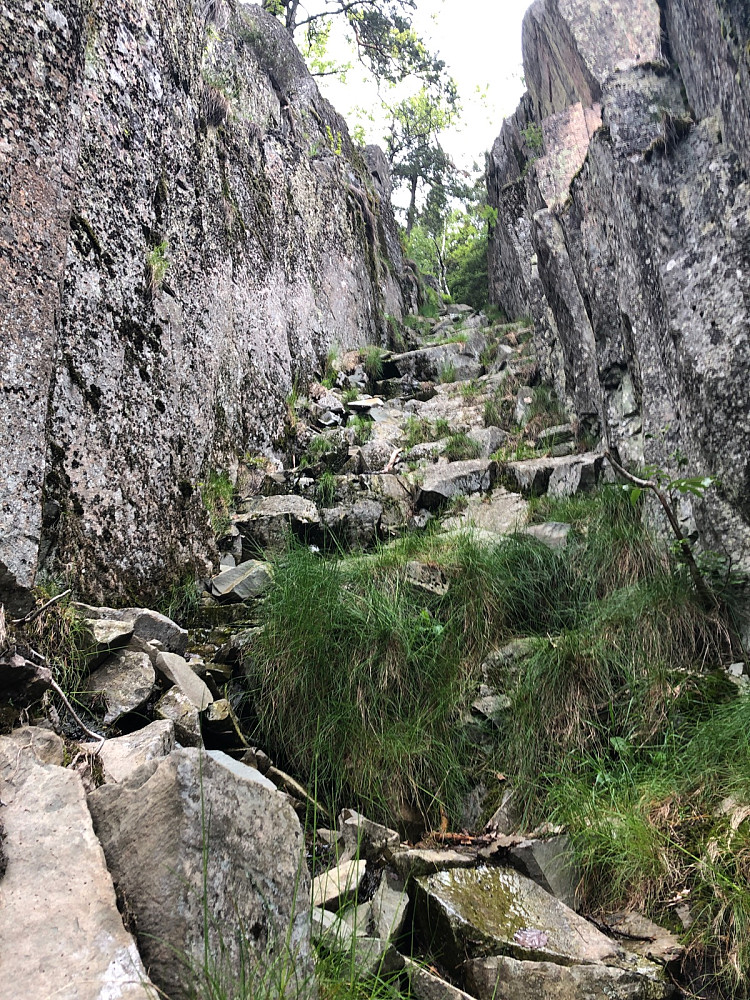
[12,589,72,626]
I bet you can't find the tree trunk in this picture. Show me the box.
[406,173,418,235]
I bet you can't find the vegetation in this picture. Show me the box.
[146,239,170,292]
[361,345,386,383]
[444,433,481,462]
[317,470,337,507]
[349,415,373,445]
[199,470,235,535]
[402,416,451,449]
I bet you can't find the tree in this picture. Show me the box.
[262,0,446,85]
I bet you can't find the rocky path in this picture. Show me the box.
[0,305,681,1000]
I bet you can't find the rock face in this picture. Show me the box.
[88,748,313,1000]
[0,0,412,610]
[487,0,750,578]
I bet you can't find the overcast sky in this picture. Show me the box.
[317,0,532,172]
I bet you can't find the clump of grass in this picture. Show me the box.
[524,385,567,432]
[342,387,360,405]
[317,470,337,507]
[349,415,372,445]
[460,380,481,402]
[146,239,170,292]
[200,470,235,535]
[439,361,457,384]
[157,575,202,627]
[25,583,90,704]
[402,417,451,449]
[445,433,481,462]
[308,435,332,461]
[418,286,441,318]
[361,345,386,382]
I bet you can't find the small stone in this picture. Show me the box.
[388,848,477,882]
[209,559,273,602]
[154,687,202,747]
[0,650,52,701]
[471,694,512,724]
[85,720,175,784]
[202,698,248,748]
[405,561,449,596]
[311,859,367,909]
[81,617,134,668]
[338,808,400,860]
[76,604,188,655]
[524,521,572,551]
[155,651,213,710]
[311,908,354,950]
[403,956,476,1000]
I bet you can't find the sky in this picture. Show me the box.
[317,0,532,173]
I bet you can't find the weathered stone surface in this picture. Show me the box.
[488,0,750,578]
[88,748,312,1000]
[85,720,175,784]
[392,344,483,383]
[1,725,64,767]
[82,618,135,668]
[403,957,476,1000]
[0,649,52,701]
[369,874,409,941]
[507,835,580,911]
[154,651,213,710]
[312,859,367,910]
[0,739,154,999]
[320,499,383,548]
[236,495,321,553]
[84,649,156,724]
[418,460,497,509]
[523,521,571,550]
[154,686,202,747]
[442,488,528,537]
[388,848,477,882]
[602,911,684,966]
[339,808,400,860]
[504,453,602,498]
[209,559,273,602]
[404,561,449,597]
[465,955,673,1000]
[0,0,411,611]
[414,866,623,970]
[78,605,188,655]
[312,908,354,950]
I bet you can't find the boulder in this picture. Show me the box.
[77,605,188,655]
[413,866,623,970]
[81,617,135,668]
[0,738,154,999]
[464,955,673,1000]
[391,343,482,383]
[320,500,383,548]
[504,453,602,498]
[0,648,52,701]
[441,488,528,537]
[404,561,450,597]
[235,495,321,554]
[312,858,367,910]
[88,749,312,1000]
[84,720,175,784]
[209,559,273,602]
[84,649,156,724]
[418,460,497,510]
[403,957,476,1000]
[369,873,409,941]
[154,651,213,711]
[154,687,202,747]
[523,522,572,551]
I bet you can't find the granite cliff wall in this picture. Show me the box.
[489,0,750,577]
[0,0,413,610]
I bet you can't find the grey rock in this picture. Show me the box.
[312,859,367,910]
[338,808,400,861]
[84,649,156,724]
[235,495,321,554]
[465,955,673,1000]
[155,651,213,711]
[311,908,354,950]
[88,749,312,1000]
[320,500,383,548]
[404,561,449,597]
[154,687,202,747]
[413,866,624,971]
[349,938,404,979]
[81,617,135,668]
[1,725,65,767]
[441,488,528,537]
[418,460,497,509]
[369,874,409,941]
[388,848,477,882]
[523,521,572,551]
[602,910,684,966]
[403,957,476,1000]
[0,739,154,999]
[514,386,535,426]
[86,720,175,784]
[507,835,580,911]
[77,605,188,655]
[202,698,248,749]
[537,423,574,445]
[209,559,273,602]
[0,649,53,701]
[472,425,509,457]
[504,453,602,498]
[391,343,483,383]
[485,788,523,836]
[471,694,512,725]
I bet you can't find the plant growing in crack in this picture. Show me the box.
[147,240,170,293]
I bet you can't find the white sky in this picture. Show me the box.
[317,0,532,172]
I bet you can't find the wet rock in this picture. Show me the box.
[154,687,202,747]
[523,521,571,551]
[209,559,273,602]
[89,749,312,1000]
[84,649,156,725]
[413,866,623,971]
[235,495,321,554]
[86,720,175,784]
[154,651,213,711]
[0,739,154,999]
[312,859,367,910]
[418,460,497,510]
[465,955,673,1000]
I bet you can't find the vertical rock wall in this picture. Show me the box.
[488,0,750,574]
[0,0,412,609]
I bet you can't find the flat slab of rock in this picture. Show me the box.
[0,738,154,999]
[84,648,156,724]
[442,488,527,537]
[235,495,320,553]
[603,911,684,966]
[82,617,135,668]
[77,604,188,654]
[155,651,213,710]
[312,858,367,910]
[1,725,64,766]
[388,847,477,882]
[88,749,312,1000]
[83,720,175,784]
[209,559,273,602]
[523,521,571,550]
[413,865,624,970]
[403,957,476,1000]
[504,453,603,498]
[465,955,674,1000]
[418,460,497,509]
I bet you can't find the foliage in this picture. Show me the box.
[439,361,457,384]
[157,576,202,628]
[402,416,450,449]
[349,415,372,445]
[361,345,386,382]
[521,121,543,151]
[147,239,170,291]
[317,470,337,507]
[200,471,235,535]
[444,433,481,462]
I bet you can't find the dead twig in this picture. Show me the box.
[12,588,72,626]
